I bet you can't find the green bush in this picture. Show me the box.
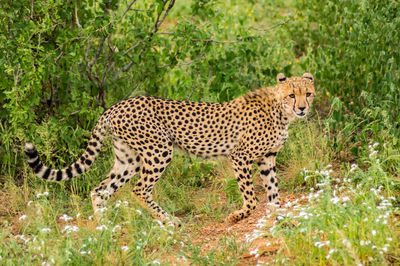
[291,0,400,144]
[0,0,292,181]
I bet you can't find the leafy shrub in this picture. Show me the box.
[0,0,291,181]
[291,0,400,147]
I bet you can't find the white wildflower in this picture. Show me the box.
[152,260,161,265]
[27,201,33,206]
[96,224,108,231]
[342,196,350,202]
[121,246,129,252]
[250,248,259,258]
[41,228,51,233]
[62,225,79,233]
[59,214,73,221]
[19,214,27,221]
[330,197,340,204]
[136,209,142,215]
[112,225,121,232]
[36,191,49,198]
[371,230,376,236]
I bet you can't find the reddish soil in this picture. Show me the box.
[189,191,306,265]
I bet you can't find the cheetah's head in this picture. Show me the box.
[277,73,316,118]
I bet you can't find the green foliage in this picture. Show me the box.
[1,0,400,264]
[271,145,400,265]
[0,0,292,181]
[291,0,400,146]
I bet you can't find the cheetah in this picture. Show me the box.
[25,73,315,224]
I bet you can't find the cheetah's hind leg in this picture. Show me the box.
[131,143,181,227]
[90,140,141,220]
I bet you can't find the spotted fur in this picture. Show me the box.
[25,73,316,224]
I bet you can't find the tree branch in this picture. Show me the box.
[120,0,138,22]
[115,0,176,79]
[248,18,290,32]
[74,0,83,29]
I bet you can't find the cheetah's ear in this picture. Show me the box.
[276,73,287,83]
[302,73,314,83]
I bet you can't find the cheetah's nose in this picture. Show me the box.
[298,106,306,111]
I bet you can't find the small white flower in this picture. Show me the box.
[62,225,79,233]
[96,225,108,231]
[59,214,73,221]
[41,228,51,233]
[330,197,340,204]
[250,248,259,258]
[123,201,129,206]
[371,230,376,236]
[112,225,121,232]
[136,209,142,215]
[27,201,33,206]
[360,240,365,246]
[121,246,129,251]
[19,214,27,221]
[76,213,81,218]
[387,237,393,242]
[36,191,49,198]
[152,260,161,265]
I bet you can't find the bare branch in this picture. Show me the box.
[123,39,145,55]
[191,39,248,44]
[157,0,175,29]
[120,0,138,22]
[74,0,83,29]
[157,31,175,35]
[55,51,65,63]
[128,8,147,12]
[115,0,176,78]
[248,18,290,32]
[88,35,106,70]
[59,110,81,122]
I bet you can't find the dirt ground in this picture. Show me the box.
[188,191,306,265]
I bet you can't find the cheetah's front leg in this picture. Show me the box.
[258,152,280,207]
[227,152,256,223]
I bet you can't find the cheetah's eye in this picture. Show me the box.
[306,92,312,97]
[289,94,295,98]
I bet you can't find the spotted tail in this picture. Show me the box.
[25,118,108,182]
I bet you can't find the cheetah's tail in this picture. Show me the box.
[25,117,109,182]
